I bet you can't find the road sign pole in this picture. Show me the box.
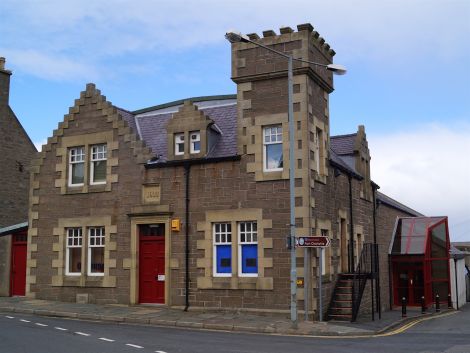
[319,247,323,322]
[304,247,309,321]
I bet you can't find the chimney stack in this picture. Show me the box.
[0,56,12,106]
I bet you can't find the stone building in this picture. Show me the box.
[0,57,37,296]
[26,24,421,320]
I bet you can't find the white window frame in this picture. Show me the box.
[175,133,185,156]
[189,131,201,154]
[238,221,258,277]
[90,144,107,185]
[213,222,232,277]
[87,227,105,276]
[65,228,82,276]
[68,147,85,187]
[263,125,283,172]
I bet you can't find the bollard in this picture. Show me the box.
[448,293,452,309]
[401,297,407,318]
[421,295,426,314]
[435,294,440,313]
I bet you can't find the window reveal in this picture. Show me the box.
[190,131,201,154]
[90,144,107,184]
[213,223,232,276]
[88,227,105,275]
[263,126,283,171]
[69,147,85,186]
[239,221,258,276]
[175,133,184,156]
[66,228,82,275]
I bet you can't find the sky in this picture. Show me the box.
[1,0,469,240]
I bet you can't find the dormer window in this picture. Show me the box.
[175,133,184,156]
[190,131,201,154]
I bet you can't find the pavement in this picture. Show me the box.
[0,296,454,337]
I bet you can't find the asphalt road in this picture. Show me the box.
[1,306,469,353]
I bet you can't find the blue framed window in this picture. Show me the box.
[213,223,232,276]
[239,221,258,276]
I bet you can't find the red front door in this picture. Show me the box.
[11,231,28,296]
[139,224,165,304]
[393,262,424,306]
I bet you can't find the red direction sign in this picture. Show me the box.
[296,236,330,247]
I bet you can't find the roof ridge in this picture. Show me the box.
[132,94,237,115]
[331,133,357,139]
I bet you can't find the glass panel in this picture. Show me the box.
[431,260,449,279]
[241,244,258,274]
[90,247,104,273]
[407,236,426,254]
[216,245,231,274]
[411,219,427,236]
[68,248,81,273]
[431,223,447,258]
[432,281,449,299]
[93,160,107,182]
[266,144,283,170]
[140,224,165,236]
[72,163,84,184]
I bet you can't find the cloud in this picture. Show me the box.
[1,0,468,81]
[34,139,47,152]
[1,49,98,81]
[369,122,470,241]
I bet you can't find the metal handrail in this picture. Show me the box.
[351,243,378,321]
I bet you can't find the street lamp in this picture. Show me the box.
[225,29,346,327]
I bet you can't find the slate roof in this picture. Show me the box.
[330,133,356,155]
[376,191,424,217]
[115,95,420,217]
[0,221,28,236]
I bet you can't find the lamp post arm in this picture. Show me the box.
[243,38,336,71]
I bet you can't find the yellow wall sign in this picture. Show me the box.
[296,278,304,286]
[171,219,181,232]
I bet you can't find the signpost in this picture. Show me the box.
[295,236,330,322]
[296,236,330,248]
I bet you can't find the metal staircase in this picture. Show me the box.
[327,243,378,322]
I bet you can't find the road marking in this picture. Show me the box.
[99,337,115,342]
[20,319,31,323]
[35,323,48,327]
[5,316,14,319]
[75,332,90,336]
[126,343,144,349]
[55,327,68,331]
[155,351,168,353]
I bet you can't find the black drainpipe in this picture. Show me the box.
[184,163,190,311]
[348,175,355,273]
[372,186,381,319]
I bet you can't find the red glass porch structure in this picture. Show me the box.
[389,217,450,308]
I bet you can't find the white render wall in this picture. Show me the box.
[449,258,467,309]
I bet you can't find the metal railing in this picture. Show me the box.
[351,243,378,322]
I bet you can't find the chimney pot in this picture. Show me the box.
[0,57,5,70]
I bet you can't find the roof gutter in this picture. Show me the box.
[145,155,241,169]
[329,159,363,180]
